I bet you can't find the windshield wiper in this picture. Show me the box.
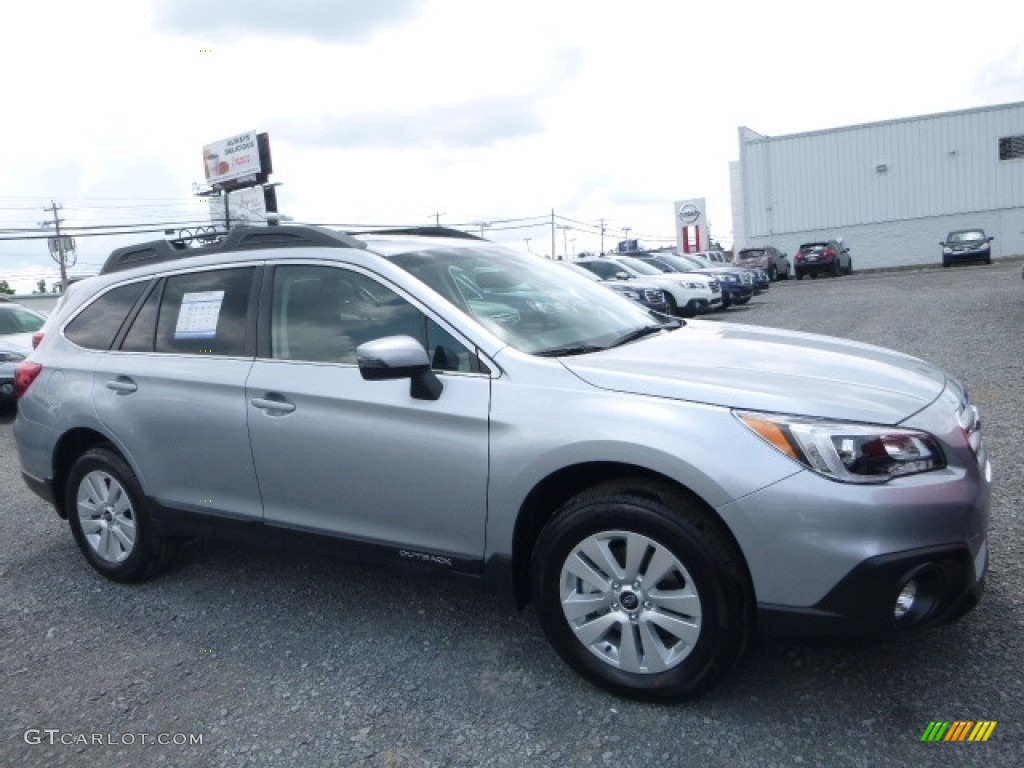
[609,323,673,348]
[535,344,607,357]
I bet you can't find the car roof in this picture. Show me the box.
[98,224,488,276]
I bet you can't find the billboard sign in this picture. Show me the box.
[202,130,264,189]
[207,186,268,228]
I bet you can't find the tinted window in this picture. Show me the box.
[154,268,254,356]
[271,265,474,372]
[64,281,148,350]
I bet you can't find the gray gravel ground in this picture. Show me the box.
[1,261,1022,767]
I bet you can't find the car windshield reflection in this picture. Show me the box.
[388,245,673,355]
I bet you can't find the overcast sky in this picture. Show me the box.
[2,0,1021,292]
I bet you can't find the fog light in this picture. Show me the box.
[894,579,918,620]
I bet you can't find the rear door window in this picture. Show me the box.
[150,268,255,356]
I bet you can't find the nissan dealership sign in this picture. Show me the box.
[673,197,708,254]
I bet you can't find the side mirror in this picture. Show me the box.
[615,271,631,280]
[988,236,994,242]
[357,335,442,401]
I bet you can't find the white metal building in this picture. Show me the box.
[730,101,1024,269]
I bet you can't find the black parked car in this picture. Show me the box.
[794,240,852,279]
[941,229,993,267]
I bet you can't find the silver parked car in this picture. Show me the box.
[14,225,991,702]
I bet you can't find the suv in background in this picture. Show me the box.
[794,240,852,279]
[632,252,754,308]
[14,224,990,703]
[734,246,783,281]
[941,229,993,267]
[557,261,671,314]
[575,255,722,316]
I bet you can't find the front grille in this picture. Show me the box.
[644,289,666,304]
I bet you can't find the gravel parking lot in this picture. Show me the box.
[2,261,1021,768]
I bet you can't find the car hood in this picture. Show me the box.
[560,320,946,424]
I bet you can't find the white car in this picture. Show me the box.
[0,301,47,402]
[576,256,722,316]
[691,250,732,266]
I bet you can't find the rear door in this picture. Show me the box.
[88,266,263,521]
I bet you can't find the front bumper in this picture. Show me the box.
[757,541,986,641]
[943,248,990,264]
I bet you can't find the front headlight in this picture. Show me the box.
[678,280,702,290]
[943,247,953,255]
[736,411,946,484]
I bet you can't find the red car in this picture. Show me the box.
[794,240,852,279]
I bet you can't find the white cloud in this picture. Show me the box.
[1,0,1021,289]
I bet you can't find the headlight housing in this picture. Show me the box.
[736,411,946,484]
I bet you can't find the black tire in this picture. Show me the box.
[664,293,679,317]
[66,447,166,583]
[530,480,752,703]
[831,260,841,277]
[768,266,777,282]
[796,272,804,281]
[845,259,853,276]
[942,259,950,268]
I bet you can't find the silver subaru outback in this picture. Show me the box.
[14,225,990,702]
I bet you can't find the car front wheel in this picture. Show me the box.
[531,480,752,702]
[67,447,166,583]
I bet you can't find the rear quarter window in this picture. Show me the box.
[63,281,148,350]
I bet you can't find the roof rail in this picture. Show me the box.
[351,226,482,240]
[99,225,367,275]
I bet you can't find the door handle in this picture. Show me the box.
[250,397,296,414]
[105,377,137,394]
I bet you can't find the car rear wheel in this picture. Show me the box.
[67,447,166,583]
[531,480,752,702]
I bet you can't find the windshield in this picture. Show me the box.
[736,250,764,260]
[0,305,46,335]
[389,245,672,355]
[948,230,985,242]
[654,253,703,272]
[613,256,663,276]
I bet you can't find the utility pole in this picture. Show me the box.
[550,210,556,260]
[42,201,71,292]
[622,226,632,252]
[430,212,445,226]
[557,225,571,260]
[599,217,607,254]
[524,237,532,253]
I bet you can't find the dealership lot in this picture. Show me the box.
[2,261,1022,767]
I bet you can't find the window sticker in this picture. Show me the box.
[175,290,225,340]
